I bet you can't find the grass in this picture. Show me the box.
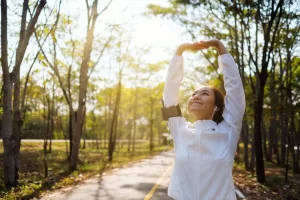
[0,140,173,200]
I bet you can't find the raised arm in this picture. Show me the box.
[201,40,246,137]
[163,43,208,107]
[163,43,208,139]
[220,54,245,137]
[162,53,183,108]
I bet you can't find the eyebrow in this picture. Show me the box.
[201,89,211,93]
[194,89,211,93]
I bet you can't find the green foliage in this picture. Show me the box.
[146,4,178,17]
[23,116,45,139]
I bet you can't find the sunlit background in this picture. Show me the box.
[1,1,300,199]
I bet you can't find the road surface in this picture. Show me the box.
[40,150,246,200]
[20,139,146,143]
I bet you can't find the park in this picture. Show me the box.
[1,0,300,199]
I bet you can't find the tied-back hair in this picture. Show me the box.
[210,86,224,124]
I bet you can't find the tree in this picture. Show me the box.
[1,0,46,187]
[142,61,166,151]
[108,30,130,161]
[70,0,113,169]
[34,0,113,169]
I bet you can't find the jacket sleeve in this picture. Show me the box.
[163,55,186,140]
[219,54,246,139]
[163,55,184,108]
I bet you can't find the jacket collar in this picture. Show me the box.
[192,120,217,130]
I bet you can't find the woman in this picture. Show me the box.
[163,39,245,200]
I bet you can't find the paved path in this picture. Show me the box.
[40,150,175,200]
[21,139,146,143]
[40,150,246,200]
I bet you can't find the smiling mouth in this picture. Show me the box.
[192,102,202,105]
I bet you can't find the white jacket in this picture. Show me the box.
[163,54,245,200]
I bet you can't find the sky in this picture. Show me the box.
[59,0,187,62]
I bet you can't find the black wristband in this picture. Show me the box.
[161,101,182,121]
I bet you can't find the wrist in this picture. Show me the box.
[216,42,227,55]
[175,44,188,56]
[214,40,222,49]
[175,48,183,56]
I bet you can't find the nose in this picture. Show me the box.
[193,93,200,100]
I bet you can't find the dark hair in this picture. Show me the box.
[211,87,224,124]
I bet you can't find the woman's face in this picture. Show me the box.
[187,87,216,119]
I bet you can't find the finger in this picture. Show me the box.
[199,40,211,45]
[200,40,218,47]
[195,45,209,50]
[195,42,209,48]
[192,47,206,52]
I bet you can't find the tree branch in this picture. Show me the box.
[99,0,113,16]
[19,0,29,42]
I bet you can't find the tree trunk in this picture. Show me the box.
[70,0,100,170]
[242,119,249,170]
[49,84,55,153]
[277,49,285,166]
[12,0,46,185]
[108,81,122,161]
[106,87,112,149]
[1,0,15,187]
[68,110,73,161]
[70,73,87,169]
[274,130,280,166]
[280,110,286,166]
[43,136,48,178]
[127,119,132,152]
[1,0,46,187]
[43,95,50,178]
[132,86,138,153]
[82,109,87,150]
[261,116,267,161]
[127,95,133,152]
[290,112,298,173]
[93,110,99,150]
[296,117,300,173]
[114,105,119,150]
[118,111,123,150]
[149,97,154,152]
[250,137,255,172]
[254,74,266,183]
[266,63,276,162]
[83,128,86,149]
